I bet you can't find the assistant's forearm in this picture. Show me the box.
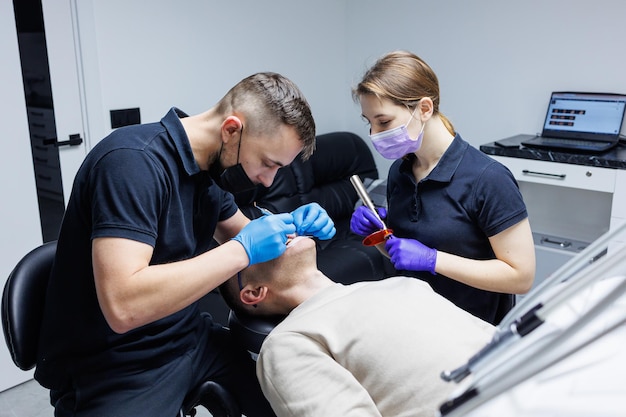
[434,251,534,294]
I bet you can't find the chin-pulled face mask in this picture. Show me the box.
[369,107,425,160]
[220,163,257,193]
[212,126,257,194]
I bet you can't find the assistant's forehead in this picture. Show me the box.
[360,95,401,119]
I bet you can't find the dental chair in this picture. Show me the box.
[228,310,283,362]
[199,131,395,325]
[1,241,240,417]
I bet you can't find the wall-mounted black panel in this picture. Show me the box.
[110,107,141,128]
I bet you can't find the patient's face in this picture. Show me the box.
[285,235,315,252]
[253,236,316,278]
[233,236,316,315]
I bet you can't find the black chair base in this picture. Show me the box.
[180,380,241,417]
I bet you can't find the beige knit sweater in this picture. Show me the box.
[257,277,495,417]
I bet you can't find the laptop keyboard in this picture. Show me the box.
[540,137,610,146]
[520,135,618,153]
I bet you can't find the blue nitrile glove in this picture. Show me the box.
[385,236,437,275]
[350,205,387,237]
[232,213,296,265]
[291,203,336,240]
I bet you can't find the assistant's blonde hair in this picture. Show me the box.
[354,50,455,135]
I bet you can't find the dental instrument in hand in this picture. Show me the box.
[350,175,393,245]
[254,202,298,244]
[349,175,387,229]
[254,202,274,216]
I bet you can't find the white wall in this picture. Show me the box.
[72,0,626,178]
[75,0,352,148]
[345,0,626,174]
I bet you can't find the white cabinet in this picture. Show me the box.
[491,155,623,286]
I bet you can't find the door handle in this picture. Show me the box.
[43,133,83,147]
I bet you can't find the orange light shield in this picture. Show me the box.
[362,229,393,246]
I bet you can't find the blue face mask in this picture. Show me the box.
[369,108,425,160]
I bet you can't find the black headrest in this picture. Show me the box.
[228,310,284,361]
[310,131,378,186]
[233,131,378,219]
[2,241,57,370]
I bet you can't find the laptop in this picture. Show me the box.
[521,91,626,153]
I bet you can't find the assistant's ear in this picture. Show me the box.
[221,116,244,143]
[240,284,268,307]
[418,97,434,120]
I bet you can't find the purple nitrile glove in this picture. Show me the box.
[385,236,437,275]
[350,205,387,237]
[291,203,336,240]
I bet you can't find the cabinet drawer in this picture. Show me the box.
[491,156,616,193]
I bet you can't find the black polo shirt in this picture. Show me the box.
[386,134,527,324]
[36,108,238,388]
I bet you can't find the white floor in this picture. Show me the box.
[0,379,213,417]
[0,379,50,417]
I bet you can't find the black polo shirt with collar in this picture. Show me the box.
[386,134,527,324]
[36,107,238,388]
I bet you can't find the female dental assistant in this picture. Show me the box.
[350,50,535,324]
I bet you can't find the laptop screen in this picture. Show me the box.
[542,92,626,141]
